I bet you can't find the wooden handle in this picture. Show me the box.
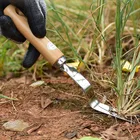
[4,5,64,65]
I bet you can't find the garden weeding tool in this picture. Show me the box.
[4,5,91,92]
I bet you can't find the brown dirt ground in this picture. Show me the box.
[0,72,139,140]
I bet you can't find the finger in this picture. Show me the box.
[39,0,47,21]
[23,0,46,38]
[22,43,40,68]
[0,15,26,42]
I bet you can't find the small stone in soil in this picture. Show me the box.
[65,131,77,139]
[3,120,29,132]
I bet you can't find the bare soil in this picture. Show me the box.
[0,72,139,140]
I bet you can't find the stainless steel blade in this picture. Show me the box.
[90,100,132,122]
[60,63,91,92]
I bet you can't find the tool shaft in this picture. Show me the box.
[4,5,64,65]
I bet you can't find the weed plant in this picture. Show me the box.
[115,0,140,116]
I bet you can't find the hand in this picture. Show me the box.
[0,0,47,68]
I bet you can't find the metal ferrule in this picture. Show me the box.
[53,56,67,68]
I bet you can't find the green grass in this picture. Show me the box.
[114,0,140,116]
[0,37,24,76]
[0,93,18,101]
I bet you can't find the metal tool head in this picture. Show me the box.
[60,64,91,92]
[54,56,91,92]
[90,100,132,122]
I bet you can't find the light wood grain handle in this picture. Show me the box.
[4,5,64,65]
